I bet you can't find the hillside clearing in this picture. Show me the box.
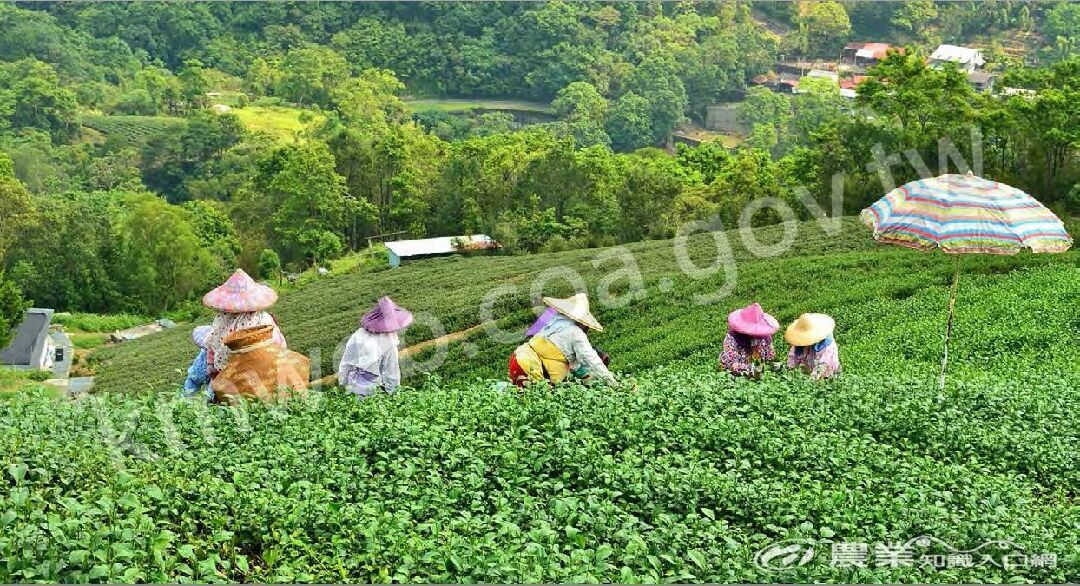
[80,114,184,144]
[406,98,554,114]
[227,105,324,141]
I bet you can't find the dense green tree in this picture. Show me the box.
[6,192,126,312]
[605,92,654,152]
[801,1,851,55]
[265,142,349,265]
[256,248,281,281]
[552,81,610,147]
[857,52,978,163]
[275,46,349,107]
[0,155,36,261]
[615,149,687,241]
[1043,3,1079,63]
[331,18,416,79]
[0,268,27,350]
[0,59,79,144]
[178,59,210,112]
[891,0,938,43]
[738,86,792,155]
[140,111,246,201]
[118,192,221,313]
[115,66,183,116]
[625,56,688,145]
[183,199,241,275]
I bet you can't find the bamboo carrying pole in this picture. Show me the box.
[937,254,963,393]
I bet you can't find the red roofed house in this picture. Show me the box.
[841,43,899,67]
[839,75,869,90]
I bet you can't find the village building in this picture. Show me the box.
[837,75,870,99]
[967,70,996,93]
[841,42,898,67]
[385,235,498,268]
[0,309,70,374]
[929,44,986,73]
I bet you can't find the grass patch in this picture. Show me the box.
[406,98,553,114]
[229,105,324,142]
[69,332,109,350]
[0,367,50,393]
[54,313,149,333]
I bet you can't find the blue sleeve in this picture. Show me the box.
[182,349,210,397]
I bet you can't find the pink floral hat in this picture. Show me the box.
[362,296,413,334]
[202,269,278,313]
[727,302,779,337]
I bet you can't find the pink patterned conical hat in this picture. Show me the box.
[202,269,278,313]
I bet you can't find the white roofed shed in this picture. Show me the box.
[929,45,985,71]
[385,234,496,267]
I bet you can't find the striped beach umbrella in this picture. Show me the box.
[861,172,1072,390]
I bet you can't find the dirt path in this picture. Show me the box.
[311,323,486,388]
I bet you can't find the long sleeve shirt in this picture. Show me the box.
[181,348,213,401]
[718,332,776,376]
[787,341,841,380]
[542,323,615,384]
[337,341,401,397]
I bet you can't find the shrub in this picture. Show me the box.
[53,313,149,333]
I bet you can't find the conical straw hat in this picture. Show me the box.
[727,302,780,337]
[203,269,278,313]
[362,296,414,334]
[542,293,603,331]
[785,313,835,347]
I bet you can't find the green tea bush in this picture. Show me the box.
[80,115,184,144]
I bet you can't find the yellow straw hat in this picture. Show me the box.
[785,313,835,346]
[542,293,603,331]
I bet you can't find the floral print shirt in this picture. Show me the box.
[719,332,776,376]
[787,337,841,380]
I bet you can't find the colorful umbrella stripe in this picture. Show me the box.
[861,174,1072,254]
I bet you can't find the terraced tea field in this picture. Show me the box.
[3,218,1077,582]
[81,115,185,144]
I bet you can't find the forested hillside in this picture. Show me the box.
[0,1,1077,321]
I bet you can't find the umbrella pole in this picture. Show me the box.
[938,254,962,393]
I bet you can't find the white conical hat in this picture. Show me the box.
[542,293,603,331]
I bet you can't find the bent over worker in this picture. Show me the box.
[509,293,615,387]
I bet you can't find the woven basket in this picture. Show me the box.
[212,325,310,404]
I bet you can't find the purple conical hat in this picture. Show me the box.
[203,269,278,313]
[727,302,779,337]
[362,296,413,334]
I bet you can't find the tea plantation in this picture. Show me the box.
[2,219,1077,582]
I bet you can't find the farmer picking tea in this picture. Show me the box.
[212,325,310,403]
[337,296,413,398]
[719,302,779,378]
[509,293,615,387]
[785,313,841,380]
[201,269,287,376]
